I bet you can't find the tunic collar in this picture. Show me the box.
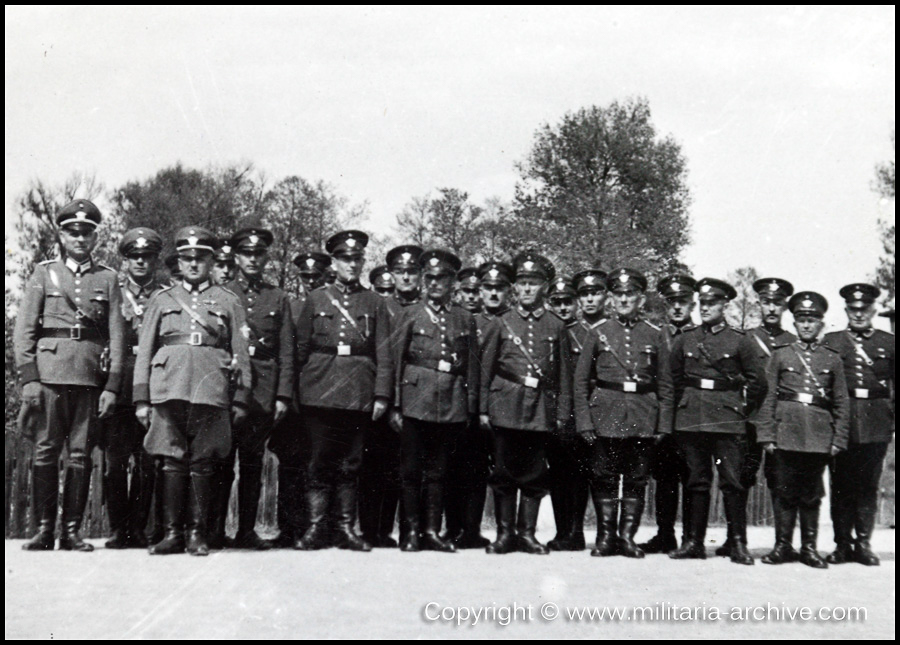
[848,327,875,339]
[127,274,156,298]
[65,257,92,276]
[333,280,362,294]
[516,305,545,320]
[702,320,727,334]
[182,280,211,294]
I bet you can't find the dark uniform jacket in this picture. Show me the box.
[757,340,850,453]
[118,274,164,405]
[228,274,295,414]
[393,300,479,423]
[133,281,252,409]
[822,328,895,444]
[295,281,392,412]
[384,292,420,321]
[14,258,126,393]
[669,321,766,435]
[566,318,604,368]
[479,305,573,432]
[662,322,696,352]
[476,307,507,345]
[574,318,674,438]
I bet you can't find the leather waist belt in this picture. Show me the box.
[39,327,104,341]
[497,368,546,390]
[406,356,463,375]
[159,332,224,348]
[685,376,741,391]
[849,388,890,400]
[249,344,278,361]
[778,391,831,410]
[597,378,655,394]
[312,345,372,357]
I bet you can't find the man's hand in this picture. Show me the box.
[98,391,117,419]
[21,382,42,411]
[830,445,842,457]
[762,442,776,455]
[372,397,389,421]
[273,400,289,425]
[479,414,492,432]
[231,405,248,428]
[389,410,404,434]
[135,403,152,429]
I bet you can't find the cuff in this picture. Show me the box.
[17,362,39,385]
[103,370,122,395]
[133,383,151,404]
[233,388,251,408]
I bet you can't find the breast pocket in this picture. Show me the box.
[88,291,110,322]
[409,326,435,354]
[208,310,230,335]
[312,311,334,339]
[255,309,279,334]
[596,345,617,369]
[159,308,182,334]
[641,345,658,370]
[45,292,69,317]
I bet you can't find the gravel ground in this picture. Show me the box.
[5,527,894,639]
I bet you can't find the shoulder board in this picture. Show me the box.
[217,286,239,298]
[822,330,840,338]
[874,329,894,338]
[681,322,698,331]
[97,262,116,272]
[822,344,841,353]
[157,284,174,294]
[642,320,661,331]
[728,326,746,334]
[39,259,57,265]
[313,285,328,292]
[596,319,611,328]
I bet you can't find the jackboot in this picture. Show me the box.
[147,459,166,545]
[232,458,271,550]
[798,506,827,569]
[185,471,213,556]
[127,452,155,548]
[456,483,490,549]
[724,492,753,565]
[104,456,130,549]
[272,464,296,548]
[590,492,619,557]
[420,482,455,553]
[669,491,708,559]
[58,467,94,552]
[399,486,421,552]
[207,462,233,550]
[516,495,549,554]
[853,500,880,566]
[826,484,855,564]
[22,464,58,551]
[294,488,332,550]
[486,492,517,554]
[768,491,798,562]
[762,498,797,565]
[148,466,188,555]
[642,477,679,553]
[332,483,372,552]
[567,482,588,551]
[618,497,645,558]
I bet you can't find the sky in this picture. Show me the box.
[5,6,895,329]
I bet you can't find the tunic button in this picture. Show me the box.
[339,332,345,337]
[75,297,81,302]
[75,280,81,285]
[75,288,81,293]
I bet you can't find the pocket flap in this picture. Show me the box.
[151,353,168,368]
[37,338,59,352]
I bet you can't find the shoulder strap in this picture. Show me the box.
[595,327,638,379]
[791,345,827,397]
[846,331,874,366]
[167,289,220,338]
[327,286,366,339]
[498,316,545,378]
[752,331,772,357]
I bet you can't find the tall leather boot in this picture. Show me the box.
[516,495,549,554]
[618,497,646,558]
[640,479,679,554]
[853,498,881,566]
[724,492,753,565]
[148,465,188,554]
[207,462,233,550]
[769,490,798,562]
[825,487,855,564]
[714,490,740,557]
[669,491,708,559]
[58,467,94,552]
[458,482,490,549]
[762,498,797,565]
[798,506,827,569]
[590,490,619,557]
[332,483,372,552]
[185,471,213,556]
[679,483,693,547]
[294,487,331,550]
[272,462,298,548]
[104,453,130,549]
[568,480,588,551]
[147,459,166,545]
[441,469,465,546]
[547,464,571,551]
[233,456,270,550]
[421,482,456,553]
[127,451,155,548]
[22,464,58,551]
[486,491,517,554]
[399,485,421,552]
[378,479,400,548]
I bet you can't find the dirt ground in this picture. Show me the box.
[5,526,894,640]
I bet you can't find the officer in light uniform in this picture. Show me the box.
[479,252,574,555]
[640,274,696,554]
[293,230,392,552]
[15,199,126,551]
[134,226,252,556]
[104,227,164,549]
[757,292,849,568]
[823,283,894,566]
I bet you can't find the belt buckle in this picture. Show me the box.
[623,381,637,393]
[69,326,82,340]
[854,388,869,399]
[337,344,351,356]
[132,346,139,356]
[248,345,256,357]
[797,393,814,404]
[189,331,202,346]
[700,379,715,390]
[438,360,452,373]
[524,376,539,389]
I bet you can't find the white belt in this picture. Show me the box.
[853,388,869,399]
[796,393,814,404]
[338,344,351,356]
[699,379,716,390]
[524,376,540,389]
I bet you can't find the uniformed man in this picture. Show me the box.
[479,252,573,555]
[214,227,294,550]
[15,199,126,551]
[667,278,765,564]
[390,250,479,552]
[547,276,577,323]
[716,277,798,558]
[547,269,607,551]
[455,267,482,314]
[323,266,337,286]
[640,274,696,554]
[573,269,673,558]
[104,227,164,549]
[369,265,395,296]
[823,283,895,566]
[164,252,183,284]
[268,250,332,548]
[757,292,849,568]
[293,230,392,552]
[134,226,251,556]
[387,244,424,310]
[211,243,236,285]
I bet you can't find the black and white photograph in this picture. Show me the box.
[5,6,894,639]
